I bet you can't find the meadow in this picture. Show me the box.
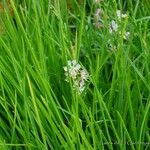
[0,0,150,149]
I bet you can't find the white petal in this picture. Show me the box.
[111,20,118,31]
[116,10,121,19]
[80,69,89,80]
[123,31,130,40]
[63,66,67,71]
[122,14,127,18]
[67,60,72,66]
[72,60,77,66]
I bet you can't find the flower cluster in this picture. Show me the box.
[116,10,127,20]
[109,20,118,34]
[109,10,130,40]
[106,10,130,51]
[63,60,89,93]
[93,8,103,29]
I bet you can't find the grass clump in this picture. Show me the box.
[0,0,150,149]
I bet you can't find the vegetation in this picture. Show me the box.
[0,0,150,149]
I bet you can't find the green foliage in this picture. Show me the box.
[0,0,150,149]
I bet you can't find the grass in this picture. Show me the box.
[0,0,150,149]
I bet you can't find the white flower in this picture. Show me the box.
[67,60,72,67]
[123,31,130,40]
[63,66,67,72]
[121,14,127,18]
[67,60,76,67]
[69,68,78,79]
[79,79,85,93]
[109,20,118,33]
[74,63,81,71]
[71,60,77,66]
[116,10,122,20]
[111,20,118,31]
[95,9,102,18]
[116,10,127,20]
[93,8,103,29]
[80,69,89,80]
[94,9,100,22]
[64,60,81,79]
[63,60,89,94]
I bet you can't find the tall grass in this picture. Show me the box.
[0,0,150,149]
